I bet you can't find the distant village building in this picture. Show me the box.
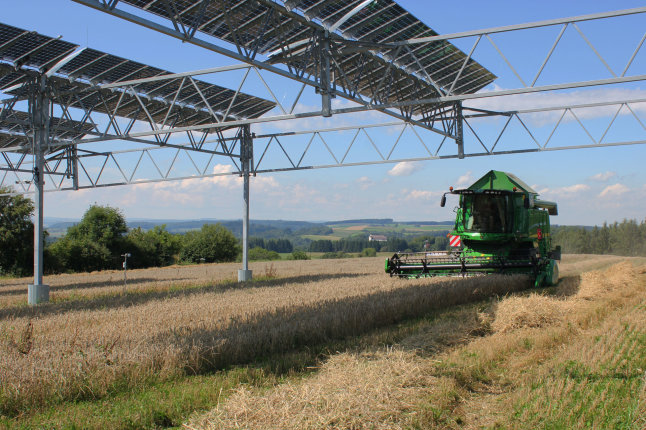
[368,234,387,242]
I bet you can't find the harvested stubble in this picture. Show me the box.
[190,260,646,430]
[491,293,569,333]
[502,262,646,428]
[192,349,451,430]
[0,256,530,416]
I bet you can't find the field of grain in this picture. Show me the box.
[189,257,646,429]
[0,258,372,307]
[0,254,643,428]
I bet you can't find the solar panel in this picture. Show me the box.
[0,22,276,129]
[0,23,77,72]
[112,0,495,111]
[0,109,94,152]
[300,0,496,94]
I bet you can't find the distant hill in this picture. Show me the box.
[126,219,324,236]
[44,217,458,241]
[327,218,394,225]
[402,221,455,226]
[326,218,454,226]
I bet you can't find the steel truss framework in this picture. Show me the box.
[3,94,645,195]
[1,2,645,302]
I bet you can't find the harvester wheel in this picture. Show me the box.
[548,260,559,286]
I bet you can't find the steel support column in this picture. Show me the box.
[28,75,50,304]
[319,32,332,117]
[69,145,79,190]
[238,125,253,282]
[455,102,464,159]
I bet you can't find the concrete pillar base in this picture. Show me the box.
[238,269,252,282]
[28,284,49,305]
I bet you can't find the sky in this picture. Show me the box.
[2,0,646,225]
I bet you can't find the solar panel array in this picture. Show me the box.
[0,110,94,151]
[297,0,495,94]
[0,22,276,135]
[115,0,495,109]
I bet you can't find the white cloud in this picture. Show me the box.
[387,161,422,177]
[535,183,589,197]
[532,183,595,204]
[455,171,473,186]
[406,189,441,201]
[599,183,629,198]
[589,171,616,182]
[121,164,280,208]
[557,184,590,194]
[356,176,375,190]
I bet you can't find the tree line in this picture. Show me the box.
[0,188,242,275]
[5,185,644,277]
[248,237,293,253]
[0,188,309,276]
[552,220,646,256]
[45,205,239,273]
[309,234,449,253]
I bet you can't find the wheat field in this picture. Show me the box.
[189,258,646,429]
[0,254,642,427]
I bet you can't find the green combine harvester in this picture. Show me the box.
[385,170,561,287]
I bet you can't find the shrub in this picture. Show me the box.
[48,236,113,272]
[248,247,281,261]
[360,247,377,257]
[289,250,310,260]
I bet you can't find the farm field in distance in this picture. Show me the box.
[1,254,645,428]
[299,220,453,242]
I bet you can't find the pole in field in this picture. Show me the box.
[121,253,131,293]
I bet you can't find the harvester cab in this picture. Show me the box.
[385,170,561,287]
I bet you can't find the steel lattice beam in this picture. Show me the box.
[2,96,644,194]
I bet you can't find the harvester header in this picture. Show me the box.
[386,170,561,287]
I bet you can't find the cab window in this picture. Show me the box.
[463,194,511,233]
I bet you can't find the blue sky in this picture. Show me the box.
[3,0,646,225]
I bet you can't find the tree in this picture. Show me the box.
[0,187,34,276]
[180,223,239,263]
[249,237,266,249]
[335,238,370,253]
[67,204,128,252]
[310,239,334,252]
[382,237,409,252]
[266,238,293,253]
[49,205,128,272]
